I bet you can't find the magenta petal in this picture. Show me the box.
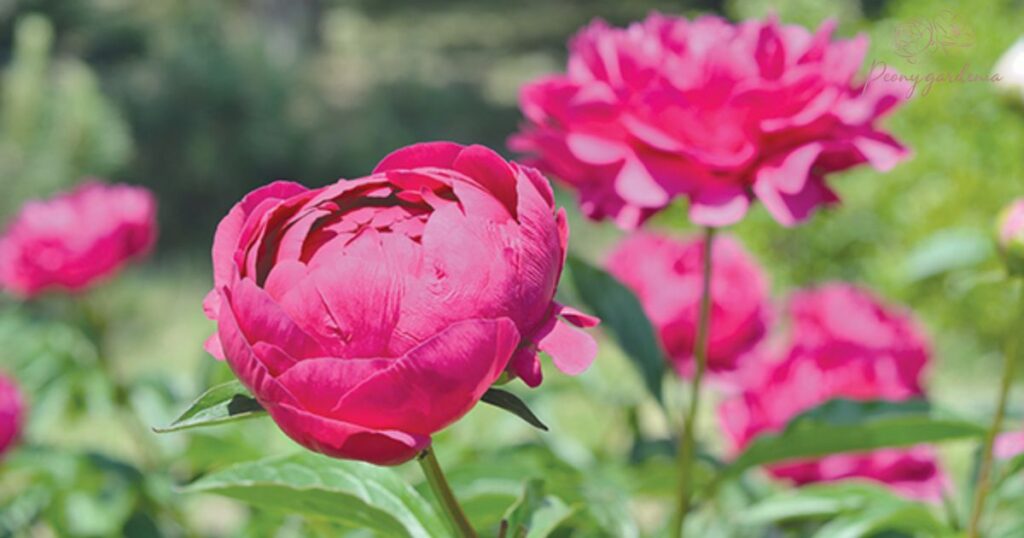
[556,303,600,328]
[566,133,627,165]
[452,145,520,219]
[267,402,428,466]
[753,176,837,227]
[227,278,323,360]
[757,143,824,194]
[509,347,543,388]
[334,318,520,435]
[204,332,225,361]
[615,157,671,207]
[853,134,909,172]
[276,357,394,416]
[689,188,750,227]
[373,141,465,173]
[537,318,598,376]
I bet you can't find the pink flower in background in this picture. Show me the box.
[996,198,1024,275]
[203,142,598,465]
[0,181,157,298]
[0,373,24,458]
[719,284,945,501]
[511,14,909,229]
[995,430,1024,460]
[787,284,930,394]
[605,232,769,376]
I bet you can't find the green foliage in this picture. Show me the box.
[568,254,667,405]
[0,14,131,216]
[154,379,265,433]
[185,452,450,538]
[720,399,986,481]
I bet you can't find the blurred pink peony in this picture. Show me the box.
[605,232,769,376]
[0,373,24,458]
[0,181,157,297]
[996,198,1024,276]
[203,142,598,465]
[512,14,909,229]
[787,283,930,394]
[719,284,946,501]
[995,429,1024,460]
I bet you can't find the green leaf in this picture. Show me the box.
[719,399,986,481]
[903,228,993,282]
[481,388,548,431]
[567,255,666,404]
[184,452,448,538]
[501,480,574,538]
[154,380,265,433]
[743,483,951,537]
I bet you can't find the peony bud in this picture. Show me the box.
[996,198,1024,276]
[993,38,1024,105]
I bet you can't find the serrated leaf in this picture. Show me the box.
[155,380,265,433]
[481,388,548,431]
[184,452,448,538]
[567,255,666,404]
[720,399,986,481]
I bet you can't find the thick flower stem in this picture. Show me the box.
[670,226,716,538]
[968,282,1022,538]
[418,447,477,538]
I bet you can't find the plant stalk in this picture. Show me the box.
[418,447,477,538]
[670,226,716,538]
[967,282,1021,538]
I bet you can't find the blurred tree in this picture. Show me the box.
[0,14,131,219]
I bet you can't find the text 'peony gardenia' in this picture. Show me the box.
[203,142,598,465]
[0,181,157,298]
[0,373,23,458]
[512,14,909,228]
[605,232,769,377]
[719,283,946,501]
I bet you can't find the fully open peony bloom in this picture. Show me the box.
[511,14,909,228]
[203,142,598,465]
[605,232,769,376]
[997,198,1024,276]
[719,284,946,501]
[0,373,24,458]
[0,181,157,297]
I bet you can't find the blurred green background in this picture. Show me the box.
[1,0,1024,536]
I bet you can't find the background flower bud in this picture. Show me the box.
[996,198,1024,276]
[0,373,24,459]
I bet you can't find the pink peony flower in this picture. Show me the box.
[605,232,769,376]
[995,429,1024,461]
[996,198,1024,276]
[203,142,598,465]
[719,284,946,501]
[0,181,157,297]
[511,14,909,229]
[0,373,24,458]
[787,283,930,394]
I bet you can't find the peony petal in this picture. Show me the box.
[452,145,520,219]
[226,278,323,360]
[537,317,598,376]
[266,402,428,465]
[509,347,543,388]
[689,187,750,227]
[333,318,519,435]
[754,175,837,227]
[373,141,465,173]
[566,133,627,165]
[756,143,824,194]
[276,357,394,416]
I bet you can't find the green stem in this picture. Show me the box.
[418,447,477,538]
[670,227,716,538]
[967,282,1021,538]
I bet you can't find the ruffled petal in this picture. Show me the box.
[373,141,465,173]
